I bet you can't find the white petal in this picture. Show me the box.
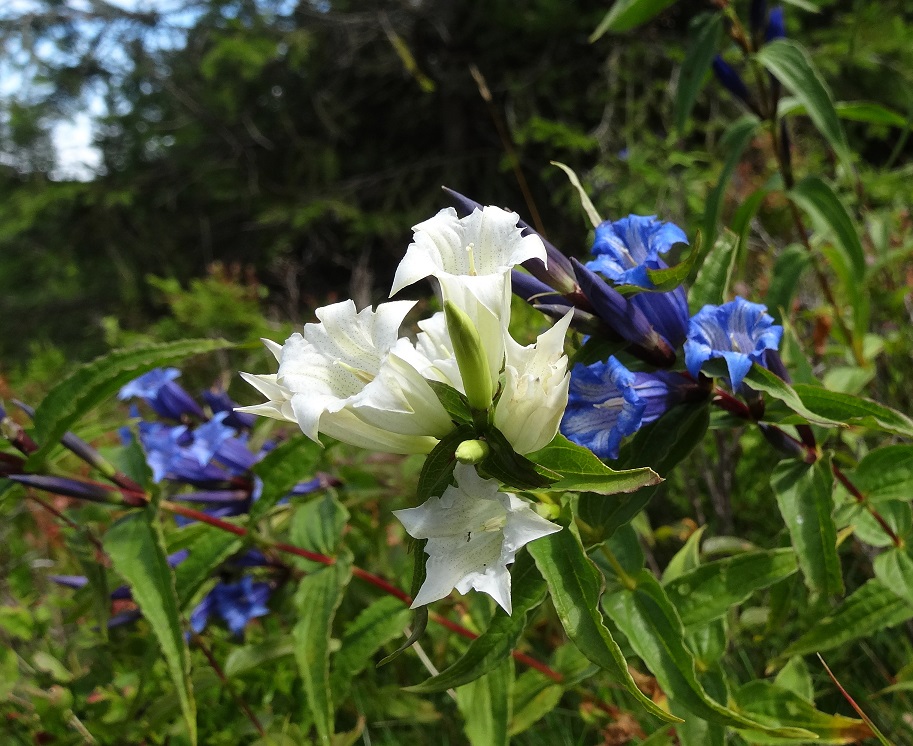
[411,532,504,608]
[459,565,513,614]
[500,493,562,556]
[262,338,283,362]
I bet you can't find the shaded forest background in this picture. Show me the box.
[1,0,911,371]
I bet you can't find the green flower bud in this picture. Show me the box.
[444,300,495,412]
[455,439,490,465]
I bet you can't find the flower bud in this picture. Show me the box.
[444,300,495,411]
[455,439,490,464]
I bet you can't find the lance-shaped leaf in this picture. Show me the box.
[702,117,759,255]
[509,669,563,736]
[104,510,196,744]
[781,579,913,660]
[528,527,681,723]
[742,364,843,428]
[665,549,799,627]
[790,385,913,438]
[591,0,677,39]
[733,681,871,743]
[456,658,513,746]
[772,458,843,599]
[874,547,913,606]
[756,39,852,168]
[30,339,233,465]
[674,13,724,134]
[293,558,353,746]
[689,231,739,311]
[174,528,244,608]
[765,244,812,323]
[644,234,705,292]
[408,552,547,693]
[249,436,323,521]
[850,445,913,503]
[603,570,814,737]
[331,596,411,701]
[527,433,660,495]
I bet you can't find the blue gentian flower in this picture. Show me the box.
[137,421,229,484]
[202,387,256,430]
[765,6,785,42]
[586,215,688,288]
[561,357,691,460]
[190,576,272,637]
[119,368,206,421]
[712,56,758,114]
[684,297,783,390]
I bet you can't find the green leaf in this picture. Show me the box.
[791,384,913,438]
[224,636,295,678]
[689,231,739,311]
[550,161,601,228]
[789,176,867,333]
[603,570,813,737]
[779,97,912,129]
[702,117,759,253]
[742,364,843,428]
[173,528,243,607]
[30,339,233,464]
[426,380,474,424]
[645,232,705,291]
[674,13,724,134]
[590,0,676,39]
[379,539,429,666]
[249,436,323,521]
[874,546,913,606]
[509,670,563,736]
[331,596,411,701]
[734,681,871,742]
[764,245,812,323]
[408,552,546,693]
[480,427,559,490]
[417,424,475,500]
[756,39,851,167]
[665,549,799,627]
[771,458,844,599]
[104,510,196,744]
[782,579,913,659]
[577,403,710,543]
[293,559,353,746]
[850,445,913,503]
[0,646,18,699]
[456,658,513,746]
[527,433,660,495]
[528,527,681,723]
[774,657,815,703]
[661,526,706,584]
[290,493,349,560]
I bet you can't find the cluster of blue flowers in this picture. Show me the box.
[52,368,328,637]
[562,215,783,459]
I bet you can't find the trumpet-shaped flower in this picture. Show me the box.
[494,311,573,454]
[391,206,546,389]
[119,368,206,421]
[394,464,560,614]
[190,576,271,637]
[239,300,452,455]
[586,215,687,289]
[562,357,697,460]
[685,297,783,390]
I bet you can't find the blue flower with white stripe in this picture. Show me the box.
[586,215,687,289]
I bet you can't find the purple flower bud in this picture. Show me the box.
[562,358,701,459]
[572,259,676,367]
[630,286,690,349]
[685,297,783,390]
[119,368,206,421]
[8,474,127,505]
[765,6,786,42]
[202,388,255,430]
[712,56,760,115]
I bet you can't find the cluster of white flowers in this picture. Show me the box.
[240,205,569,613]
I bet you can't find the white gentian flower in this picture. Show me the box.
[495,311,573,454]
[394,463,561,614]
[239,300,453,455]
[391,206,547,392]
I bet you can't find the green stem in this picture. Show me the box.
[599,545,637,591]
